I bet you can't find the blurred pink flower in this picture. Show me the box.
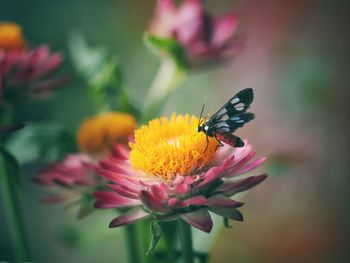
[0,45,65,102]
[150,0,242,67]
[94,143,267,233]
[35,154,97,187]
[34,154,101,217]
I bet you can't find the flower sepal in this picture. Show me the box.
[147,220,162,254]
[143,32,188,70]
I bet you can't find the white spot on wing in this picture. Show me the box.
[235,102,245,111]
[216,123,229,128]
[219,108,227,114]
[218,127,230,132]
[230,98,240,104]
[214,123,230,132]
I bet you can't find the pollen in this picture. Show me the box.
[77,112,136,155]
[129,113,219,180]
[0,22,26,51]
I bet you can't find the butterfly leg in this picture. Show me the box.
[204,135,210,152]
[214,136,224,147]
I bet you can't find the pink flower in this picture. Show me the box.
[150,0,242,67]
[0,45,65,102]
[94,142,267,233]
[34,154,101,217]
[35,154,98,187]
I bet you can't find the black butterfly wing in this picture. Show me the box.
[205,88,254,133]
[210,88,254,122]
[210,112,254,133]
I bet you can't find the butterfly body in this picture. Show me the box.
[197,88,255,148]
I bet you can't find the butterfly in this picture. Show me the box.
[197,88,255,149]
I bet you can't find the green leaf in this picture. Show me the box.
[68,33,109,80]
[67,32,138,114]
[0,147,30,261]
[4,122,77,165]
[147,220,162,255]
[0,147,21,188]
[144,32,188,70]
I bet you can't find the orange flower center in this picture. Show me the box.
[77,112,136,155]
[129,114,219,180]
[0,22,26,51]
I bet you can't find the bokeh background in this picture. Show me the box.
[1,0,350,262]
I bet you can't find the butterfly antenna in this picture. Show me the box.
[198,103,205,127]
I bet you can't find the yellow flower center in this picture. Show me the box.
[77,112,136,155]
[129,114,219,180]
[0,22,26,51]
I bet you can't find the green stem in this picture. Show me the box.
[0,151,31,262]
[178,219,193,263]
[116,85,141,120]
[125,224,142,263]
[138,220,155,263]
[142,59,187,122]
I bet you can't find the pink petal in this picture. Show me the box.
[223,150,257,178]
[109,207,150,228]
[173,175,185,185]
[112,144,130,160]
[35,53,62,77]
[150,184,168,200]
[196,161,227,187]
[99,157,132,175]
[156,0,176,17]
[139,190,168,213]
[209,207,243,221]
[34,154,96,187]
[235,156,267,175]
[216,174,268,196]
[159,183,170,193]
[233,149,256,167]
[175,0,203,45]
[212,13,238,46]
[231,142,252,164]
[98,169,142,192]
[180,208,213,233]
[108,184,139,199]
[214,143,233,163]
[150,0,177,38]
[207,195,243,208]
[168,195,207,208]
[174,183,190,194]
[168,197,185,207]
[184,176,195,184]
[220,37,244,59]
[94,191,141,208]
[184,195,207,206]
